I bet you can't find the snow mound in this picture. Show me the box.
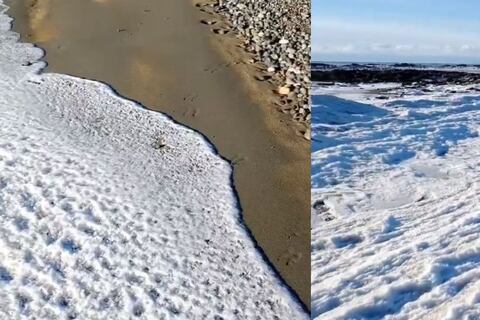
[0,3,305,319]
[312,84,480,188]
[312,82,480,319]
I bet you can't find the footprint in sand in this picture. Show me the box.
[182,108,199,118]
[196,2,214,11]
[200,19,217,26]
[255,74,273,82]
[278,249,303,267]
[212,28,230,35]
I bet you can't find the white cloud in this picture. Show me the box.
[312,18,480,62]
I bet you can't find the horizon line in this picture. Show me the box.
[312,60,480,66]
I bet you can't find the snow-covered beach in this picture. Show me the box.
[0,2,306,319]
[312,73,480,318]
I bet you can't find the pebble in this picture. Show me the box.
[278,86,290,95]
[213,28,230,35]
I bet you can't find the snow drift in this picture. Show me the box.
[312,81,480,319]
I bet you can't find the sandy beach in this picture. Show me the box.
[6,0,310,307]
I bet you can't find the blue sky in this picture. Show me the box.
[312,0,480,63]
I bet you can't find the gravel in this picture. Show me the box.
[207,0,311,125]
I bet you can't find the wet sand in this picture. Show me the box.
[7,0,310,307]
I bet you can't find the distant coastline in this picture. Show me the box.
[312,62,480,84]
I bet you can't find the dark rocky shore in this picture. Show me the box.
[312,64,480,86]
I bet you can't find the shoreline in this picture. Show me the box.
[6,0,310,307]
[0,1,306,316]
